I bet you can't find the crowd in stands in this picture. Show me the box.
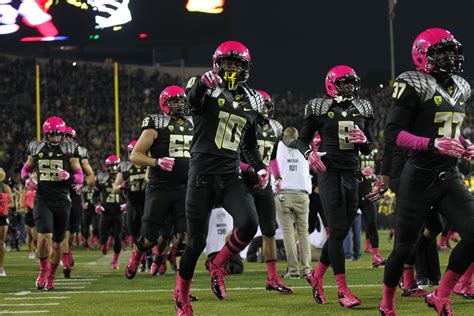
[0,55,472,179]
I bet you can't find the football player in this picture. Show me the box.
[125,86,193,280]
[0,167,14,276]
[95,155,124,269]
[239,90,292,294]
[297,66,375,308]
[21,116,83,290]
[61,126,95,277]
[378,28,473,316]
[174,41,268,316]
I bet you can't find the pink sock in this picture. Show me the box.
[403,267,415,288]
[381,284,397,309]
[335,273,348,292]
[438,270,462,298]
[177,273,192,303]
[459,263,474,284]
[152,246,159,255]
[372,248,380,256]
[266,260,277,279]
[61,253,70,268]
[49,263,58,277]
[212,246,235,267]
[113,252,120,261]
[314,261,329,279]
[39,257,49,272]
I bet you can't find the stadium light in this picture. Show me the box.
[186,0,225,14]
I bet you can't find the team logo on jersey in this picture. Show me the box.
[328,111,334,119]
[48,152,53,157]
[460,100,465,106]
[38,153,43,158]
[218,98,225,107]
[262,124,268,131]
[341,111,347,117]
[434,96,443,106]
[168,125,174,132]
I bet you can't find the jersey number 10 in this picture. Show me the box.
[215,111,247,152]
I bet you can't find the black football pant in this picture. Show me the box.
[82,208,98,241]
[309,192,327,234]
[99,213,124,254]
[33,197,71,243]
[359,198,379,248]
[247,184,276,237]
[67,193,82,234]
[179,173,258,280]
[384,163,474,287]
[318,170,359,275]
[127,200,145,240]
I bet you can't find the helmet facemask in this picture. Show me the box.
[46,131,63,145]
[216,56,249,91]
[107,163,119,174]
[334,75,360,102]
[427,40,463,76]
[262,100,274,119]
[167,96,188,117]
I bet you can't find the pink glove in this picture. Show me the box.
[308,151,326,173]
[361,167,374,177]
[348,125,367,144]
[120,203,127,213]
[72,183,83,194]
[365,178,386,202]
[155,157,175,172]
[57,168,70,181]
[311,135,321,150]
[254,169,270,190]
[95,204,105,214]
[434,137,465,158]
[274,177,281,196]
[240,161,254,174]
[82,202,89,210]
[462,140,474,161]
[25,178,38,191]
[201,70,222,89]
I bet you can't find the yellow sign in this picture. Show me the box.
[434,96,442,106]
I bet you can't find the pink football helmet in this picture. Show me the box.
[127,140,137,154]
[65,127,77,139]
[159,86,187,116]
[325,65,360,100]
[412,28,463,75]
[43,116,66,135]
[212,41,251,83]
[105,155,120,173]
[257,90,274,118]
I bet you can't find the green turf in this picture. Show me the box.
[0,234,472,315]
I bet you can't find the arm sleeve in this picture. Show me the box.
[297,114,319,158]
[241,122,265,172]
[21,161,33,180]
[380,143,394,177]
[359,119,375,155]
[72,168,84,185]
[186,76,208,111]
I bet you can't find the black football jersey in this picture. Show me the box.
[119,161,146,202]
[186,77,265,174]
[95,172,121,213]
[359,152,376,196]
[141,114,193,189]
[385,71,471,170]
[69,144,89,197]
[28,140,78,200]
[297,98,375,171]
[82,186,95,206]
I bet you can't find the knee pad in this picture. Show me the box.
[236,224,258,244]
[330,229,347,241]
[394,242,416,262]
[260,223,276,238]
[52,232,65,243]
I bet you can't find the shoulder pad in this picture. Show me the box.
[96,172,110,184]
[305,98,333,116]
[142,114,171,131]
[119,161,133,173]
[78,146,89,160]
[268,119,283,138]
[351,99,374,119]
[396,71,437,102]
[27,140,46,156]
[451,75,471,102]
[60,140,79,156]
[242,87,265,114]
[184,116,194,126]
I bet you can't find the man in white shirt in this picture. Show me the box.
[276,127,312,278]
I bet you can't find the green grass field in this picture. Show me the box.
[0,234,472,315]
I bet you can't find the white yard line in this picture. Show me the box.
[4,297,70,300]
[0,311,49,314]
[8,284,381,296]
[0,303,59,306]
[54,282,91,285]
